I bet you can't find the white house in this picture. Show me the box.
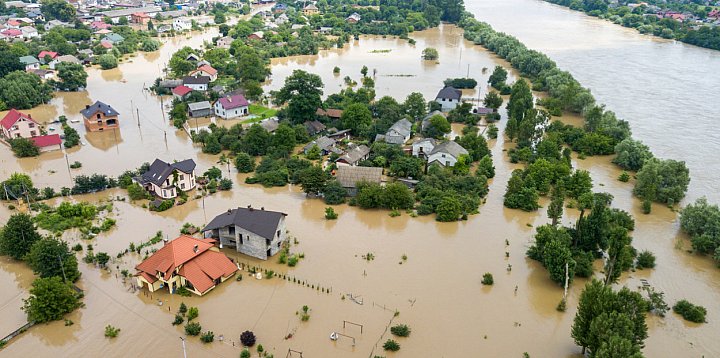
[376,118,412,145]
[435,86,462,112]
[189,64,218,82]
[214,94,249,119]
[133,158,197,199]
[182,75,210,91]
[173,17,192,31]
[412,138,437,159]
[19,56,40,71]
[20,26,38,39]
[427,141,469,167]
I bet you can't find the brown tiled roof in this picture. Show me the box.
[335,166,383,188]
[178,250,237,293]
[316,108,343,118]
[135,235,215,281]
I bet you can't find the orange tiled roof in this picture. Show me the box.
[178,250,237,293]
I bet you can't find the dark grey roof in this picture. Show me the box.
[384,118,412,144]
[304,120,326,134]
[430,141,469,158]
[202,207,287,239]
[435,86,462,100]
[182,75,210,85]
[188,101,211,111]
[80,101,119,118]
[137,158,196,187]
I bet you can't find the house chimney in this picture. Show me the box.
[227,96,232,103]
[193,244,198,253]
[248,205,253,211]
[227,209,232,214]
[261,207,264,210]
[85,105,90,109]
[163,238,169,245]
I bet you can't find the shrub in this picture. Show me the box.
[390,324,411,337]
[172,314,184,325]
[324,207,338,220]
[642,199,652,214]
[187,307,199,321]
[185,322,202,336]
[635,250,656,269]
[618,171,630,182]
[287,255,299,267]
[176,286,191,297]
[219,178,233,190]
[383,339,400,351]
[98,54,118,70]
[104,325,120,338]
[481,273,494,285]
[10,137,39,157]
[69,161,82,169]
[200,331,214,343]
[673,300,707,323]
[240,349,251,358]
[240,330,256,346]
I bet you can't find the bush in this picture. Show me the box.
[240,330,256,346]
[390,324,411,337]
[176,286,192,297]
[618,171,630,182]
[635,250,656,269]
[10,138,39,157]
[127,183,148,200]
[642,199,652,214]
[172,314,184,325]
[383,339,400,351]
[187,307,199,321]
[98,54,118,70]
[287,255,299,267]
[69,161,82,169]
[219,178,233,190]
[185,322,202,336]
[481,273,494,285]
[235,152,256,173]
[240,349,251,358]
[200,331,214,343]
[324,207,338,220]
[104,325,121,338]
[673,300,707,323]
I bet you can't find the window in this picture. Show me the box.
[441,154,446,158]
[266,239,270,246]
[30,131,37,136]
[228,226,235,235]
[179,174,184,180]
[180,183,185,189]
[28,123,35,128]
[277,230,281,237]
[96,113,101,119]
[239,234,243,244]
[162,189,167,197]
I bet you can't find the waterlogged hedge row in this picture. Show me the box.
[458,13,690,206]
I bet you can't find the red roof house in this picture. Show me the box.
[172,85,193,99]
[1,109,41,139]
[190,64,218,81]
[38,50,58,64]
[134,235,237,296]
[1,29,22,38]
[30,134,62,152]
[90,21,112,30]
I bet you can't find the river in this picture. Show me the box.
[466,0,720,204]
[0,3,718,357]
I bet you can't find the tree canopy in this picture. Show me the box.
[23,276,82,323]
[274,70,323,124]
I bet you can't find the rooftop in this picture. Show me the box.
[202,207,287,240]
[80,101,119,118]
[335,166,383,188]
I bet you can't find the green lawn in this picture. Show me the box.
[242,104,277,123]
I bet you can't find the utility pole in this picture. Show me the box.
[58,255,67,282]
[180,337,187,358]
[65,153,73,181]
[137,108,141,127]
[160,95,167,122]
[563,262,569,300]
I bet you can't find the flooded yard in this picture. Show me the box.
[0,17,718,358]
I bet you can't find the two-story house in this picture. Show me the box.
[182,75,210,91]
[1,109,40,139]
[80,101,119,132]
[214,94,249,119]
[134,158,197,199]
[202,206,288,260]
[427,141,469,167]
[135,235,237,296]
[375,118,412,145]
[435,86,462,112]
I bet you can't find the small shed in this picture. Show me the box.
[188,101,212,118]
[335,166,383,196]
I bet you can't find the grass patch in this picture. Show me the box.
[243,104,278,122]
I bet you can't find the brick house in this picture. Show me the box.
[80,101,119,132]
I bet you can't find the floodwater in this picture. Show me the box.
[0,5,719,358]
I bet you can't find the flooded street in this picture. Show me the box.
[0,3,719,357]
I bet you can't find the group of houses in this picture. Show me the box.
[134,205,289,296]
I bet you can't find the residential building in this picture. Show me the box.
[172,85,193,100]
[134,158,197,199]
[160,10,188,18]
[188,101,213,118]
[30,69,55,80]
[275,13,289,25]
[37,50,58,64]
[435,85,462,111]
[303,120,326,136]
[98,6,161,24]
[336,143,370,166]
[19,56,40,71]
[346,12,361,23]
[90,21,112,31]
[131,12,151,24]
[182,75,210,91]
[80,101,120,132]
[49,55,82,70]
[326,128,351,141]
[30,134,62,152]
[412,138,437,159]
[302,136,341,155]
[135,235,237,296]
[376,118,412,145]
[260,117,280,133]
[1,109,40,139]
[216,36,233,49]
[20,26,38,39]
[316,107,343,119]
[202,206,288,260]
[190,64,217,82]
[302,3,319,16]
[103,33,124,44]
[214,94,249,119]
[248,31,264,40]
[427,141,469,167]
[1,28,22,40]
[421,110,446,131]
[335,166,383,196]
[44,20,69,31]
[173,17,192,31]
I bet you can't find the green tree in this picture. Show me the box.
[483,90,503,111]
[63,124,80,148]
[23,276,81,323]
[98,54,118,70]
[476,155,495,179]
[270,124,297,156]
[241,124,270,156]
[403,92,426,120]
[10,137,40,157]
[0,213,43,260]
[273,69,323,124]
[389,156,424,179]
[633,158,690,205]
[595,335,643,358]
[340,103,373,135]
[422,47,438,60]
[506,79,533,122]
[234,152,256,173]
[298,165,328,195]
[233,46,269,83]
[435,195,462,222]
[423,114,451,139]
[322,180,347,205]
[27,238,80,282]
[95,252,110,267]
[127,183,147,200]
[383,182,415,209]
[56,62,88,91]
[168,47,197,77]
[214,12,226,24]
[41,0,76,21]
[0,71,53,109]
[679,198,720,258]
[361,65,368,77]
[203,135,222,154]
[488,66,507,89]
[0,43,24,78]
[613,138,653,171]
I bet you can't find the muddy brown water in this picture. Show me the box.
[0,9,718,358]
